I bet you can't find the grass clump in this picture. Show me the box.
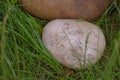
[0,0,120,80]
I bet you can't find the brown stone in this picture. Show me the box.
[19,0,114,21]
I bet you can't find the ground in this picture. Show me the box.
[0,0,120,80]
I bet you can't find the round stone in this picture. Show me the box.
[42,19,106,69]
[19,0,113,21]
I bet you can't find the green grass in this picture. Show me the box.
[0,0,120,80]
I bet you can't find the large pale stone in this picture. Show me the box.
[42,19,106,69]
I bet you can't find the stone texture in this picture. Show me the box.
[42,19,106,69]
[19,0,113,21]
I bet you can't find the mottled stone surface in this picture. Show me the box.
[42,19,106,69]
